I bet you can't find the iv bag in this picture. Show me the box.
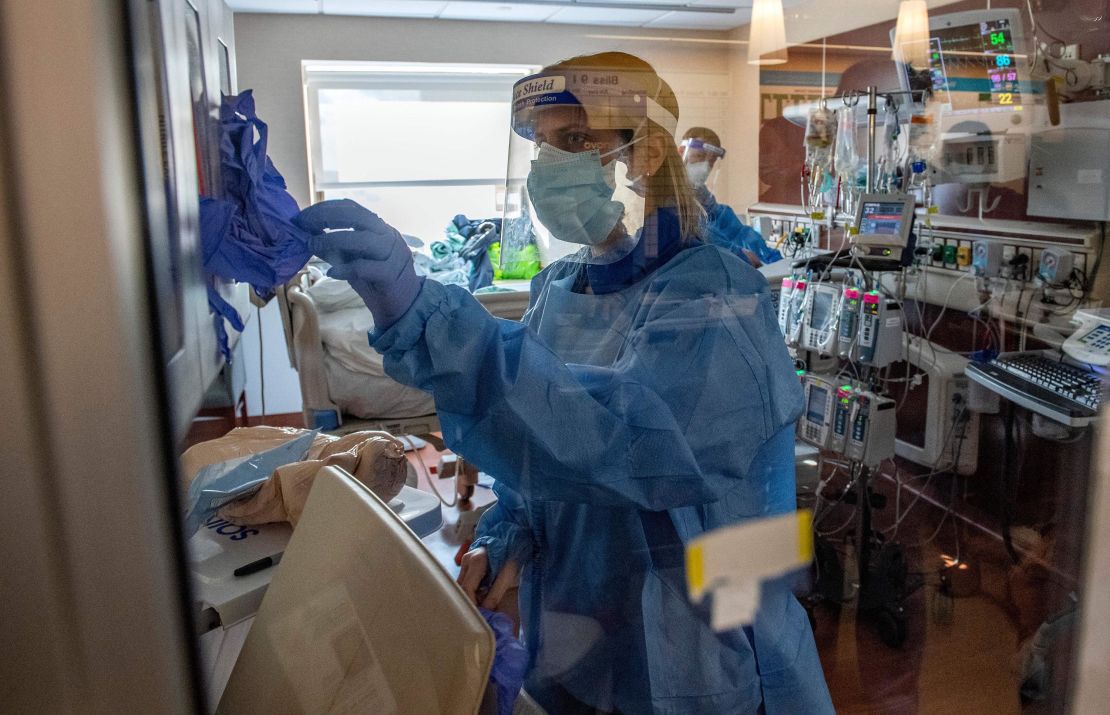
[881,102,902,167]
[834,105,859,184]
[907,102,941,166]
[804,105,838,209]
[804,106,837,153]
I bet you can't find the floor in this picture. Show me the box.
[807,457,1080,715]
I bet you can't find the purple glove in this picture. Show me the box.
[295,199,423,331]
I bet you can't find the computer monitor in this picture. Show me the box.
[852,193,916,263]
[893,9,1029,120]
[218,467,494,714]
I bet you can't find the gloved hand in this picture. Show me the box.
[294,199,424,331]
[457,546,522,610]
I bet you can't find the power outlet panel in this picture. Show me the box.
[916,235,1089,284]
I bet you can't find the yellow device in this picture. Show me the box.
[957,245,972,266]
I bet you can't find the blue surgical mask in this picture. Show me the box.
[526,143,625,246]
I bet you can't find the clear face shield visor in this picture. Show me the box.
[679,137,725,189]
[500,68,678,270]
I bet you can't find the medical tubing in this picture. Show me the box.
[400,435,458,508]
[883,404,968,539]
[909,445,966,549]
[258,304,266,418]
[924,271,975,348]
[866,87,877,193]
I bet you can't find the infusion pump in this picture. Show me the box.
[779,277,903,368]
[799,373,896,468]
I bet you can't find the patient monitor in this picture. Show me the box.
[218,467,494,715]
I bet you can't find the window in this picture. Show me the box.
[303,61,535,244]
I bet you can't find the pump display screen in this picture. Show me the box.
[900,16,1023,111]
[858,201,909,240]
[807,386,828,425]
[811,291,833,328]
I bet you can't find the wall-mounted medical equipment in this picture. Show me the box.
[1031,46,1110,100]
[972,239,1004,278]
[802,282,843,355]
[852,194,916,263]
[891,337,980,475]
[844,391,897,468]
[1027,126,1110,222]
[893,8,1030,120]
[1038,246,1075,285]
[932,131,1028,185]
[858,292,904,367]
[1062,308,1110,367]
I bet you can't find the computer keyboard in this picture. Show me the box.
[966,353,1103,427]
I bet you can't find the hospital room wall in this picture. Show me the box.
[232,12,756,417]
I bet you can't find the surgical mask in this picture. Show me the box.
[527,143,625,247]
[686,160,711,187]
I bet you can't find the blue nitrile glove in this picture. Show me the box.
[294,199,424,331]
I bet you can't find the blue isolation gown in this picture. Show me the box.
[369,209,832,714]
[697,185,783,267]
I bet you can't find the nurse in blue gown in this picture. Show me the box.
[678,126,783,268]
[298,51,832,715]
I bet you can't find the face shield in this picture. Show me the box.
[680,137,726,190]
[501,67,679,269]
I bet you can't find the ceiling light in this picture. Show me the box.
[892,0,930,68]
[452,0,736,13]
[748,0,788,65]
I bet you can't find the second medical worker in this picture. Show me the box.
[680,126,783,267]
[298,51,833,714]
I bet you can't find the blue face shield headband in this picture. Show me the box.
[511,68,679,141]
[680,137,727,159]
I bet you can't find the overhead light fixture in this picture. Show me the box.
[454,0,736,13]
[892,0,930,68]
[748,0,788,65]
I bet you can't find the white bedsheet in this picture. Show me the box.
[307,278,434,419]
[322,351,434,419]
[302,276,528,420]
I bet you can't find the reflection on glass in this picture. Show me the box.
[184,2,209,195]
[147,0,185,358]
[218,39,231,96]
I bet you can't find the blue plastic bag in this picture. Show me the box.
[183,429,317,538]
[479,608,528,715]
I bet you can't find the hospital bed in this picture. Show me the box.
[277,265,531,432]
